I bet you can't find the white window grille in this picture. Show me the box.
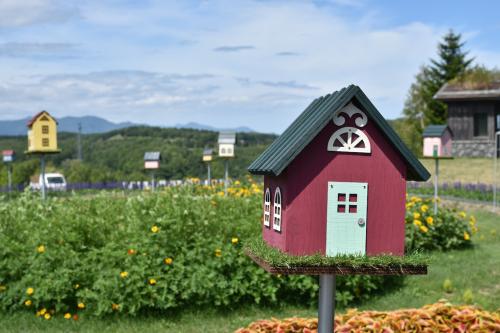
[263,188,271,227]
[273,187,282,232]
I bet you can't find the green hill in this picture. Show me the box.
[0,127,277,186]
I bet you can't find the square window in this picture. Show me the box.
[337,204,345,213]
[349,194,357,202]
[349,205,357,213]
[338,193,346,202]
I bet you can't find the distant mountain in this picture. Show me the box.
[175,122,254,133]
[0,116,138,136]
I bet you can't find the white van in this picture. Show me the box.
[31,173,67,191]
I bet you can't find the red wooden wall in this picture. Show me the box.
[262,105,407,256]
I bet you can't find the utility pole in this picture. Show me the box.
[77,122,83,161]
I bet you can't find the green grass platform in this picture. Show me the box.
[245,238,429,275]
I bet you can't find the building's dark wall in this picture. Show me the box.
[447,101,498,140]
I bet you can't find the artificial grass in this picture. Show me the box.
[245,237,429,269]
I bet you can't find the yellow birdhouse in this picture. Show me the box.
[26,111,60,154]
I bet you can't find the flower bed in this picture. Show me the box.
[0,186,477,318]
[405,196,476,252]
[236,301,500,333]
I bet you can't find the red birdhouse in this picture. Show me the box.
[248,85,430,257]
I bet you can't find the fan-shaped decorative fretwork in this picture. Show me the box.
[333,102,368,128]
[327,127,371,153]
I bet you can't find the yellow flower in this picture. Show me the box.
[459,211,466,218]
[464,232,470,240]
[149,278,157,285]
[420,205,429,213]
[231,237,239,244]
[234,180,241,186]
[0,285,6,292]
[469,216,476,224]
[64,313,71,319]
[74,284,80,289]
[40,308,47,315]
[413,212,420,219]
[24,300,32,307]
[120,271,128,278]
[164,257,173,265]
[44,313,51,320]
[217,191,224,197]
[112,303,120,311]
[410,196,421,203]
[77,302,85,309]
[151,225,159,233]
[215,249,222,257]
[413,220,422,226]
[420,226,429,233]
[426,216,434,225]
[26,287,34,295]
[37,245,45,253]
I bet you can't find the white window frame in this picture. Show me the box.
[273,187,282,232]
[263,188,271,227]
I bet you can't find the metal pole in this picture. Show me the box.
[224,159,229,196]
[151,172,155,192]
[207,163,211,185]
[318,274,335,333]
[494,132,499,209]
[434,158,439,215]
[7,165,12,193]
[41,154,46,200]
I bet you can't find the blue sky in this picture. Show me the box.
[0,0,499,133]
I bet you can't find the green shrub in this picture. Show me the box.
[405,196,476,252]
[0,186,394,317]
[0,188,476,318]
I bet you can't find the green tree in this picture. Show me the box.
[425,30,474,124]
[400,30,473,154]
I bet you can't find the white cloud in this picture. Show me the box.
[0,0,463,133]
[0,42,77,58]
[0,0,79,27]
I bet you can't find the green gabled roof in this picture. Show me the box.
[422,125,452,138]
[248,85,430,181]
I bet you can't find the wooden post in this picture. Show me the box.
[434,158,438,215]
[318,274,335,333]
[40,154,46,200]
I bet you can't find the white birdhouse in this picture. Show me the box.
[218,132,236,158]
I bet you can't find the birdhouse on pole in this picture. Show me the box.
[203,148,214,185]
[422,125,453,158]
[2,150,15,163]
[218,131,236,158]
[246,85,431,333]
[26,111,60,154]
[144,152,161,169]
[202,148,213,162]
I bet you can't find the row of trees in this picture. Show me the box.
[0,128,276,186]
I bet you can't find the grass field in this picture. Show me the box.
[419,158,495,184]
[0,207,498,333]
